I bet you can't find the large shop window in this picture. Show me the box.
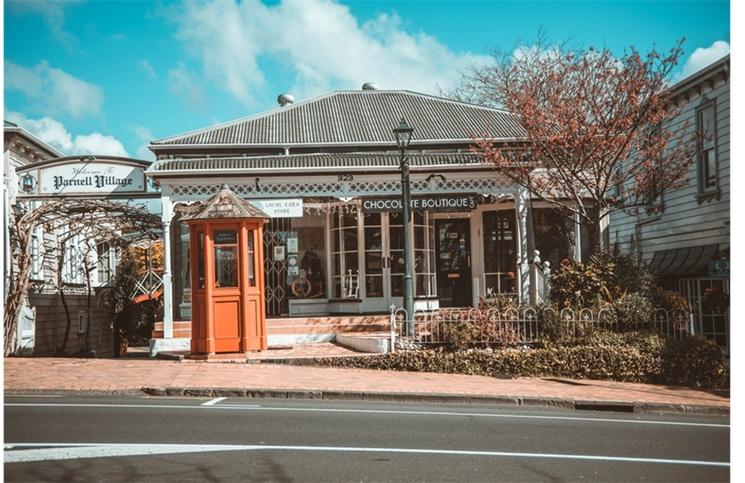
[331,211,359,298]
[533,208,574,270]
[482,211,517,295]
[286,215,326,299]
[414,212,436,297]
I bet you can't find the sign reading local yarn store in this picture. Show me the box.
[38,162,146,195]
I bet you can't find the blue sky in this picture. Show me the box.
[3,0,730,160]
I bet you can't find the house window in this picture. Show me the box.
[697,101,718,193]
[77,310,87,335]
[63,236,81,284]
[31,225,43,280]
[97,242,113,284]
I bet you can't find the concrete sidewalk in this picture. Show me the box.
[3,357,729,415]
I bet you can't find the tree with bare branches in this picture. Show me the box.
[5,199,161,356]
[458,37,696,249]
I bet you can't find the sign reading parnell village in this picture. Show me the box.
[362,194,477,213]
[39,162,146,195]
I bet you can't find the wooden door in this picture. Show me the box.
[241,224,265,351]
[210,226,242,353]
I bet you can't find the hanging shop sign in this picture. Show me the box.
[708,259,730,278]
[34,161,147,195]
[362,194,477,213]
[250,199,303,218]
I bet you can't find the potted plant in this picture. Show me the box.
[703,286,729,314]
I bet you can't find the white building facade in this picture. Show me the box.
[147,89,589,346]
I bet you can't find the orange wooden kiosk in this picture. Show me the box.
[183,185,269,356]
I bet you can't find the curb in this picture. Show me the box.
[133,387,728,416]
[5,388,729,416]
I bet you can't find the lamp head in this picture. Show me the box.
[393,118,414,150]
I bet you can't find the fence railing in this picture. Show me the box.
[389,305,694,351]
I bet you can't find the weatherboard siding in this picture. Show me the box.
[610,70,729,263]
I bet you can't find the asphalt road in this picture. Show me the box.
[4,395,729,482]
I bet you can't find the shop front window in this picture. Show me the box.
[533,208,574,271]
[414,212,436,297]
[482,211,517,295]
[286,214,326,299]
[330,209,359,298]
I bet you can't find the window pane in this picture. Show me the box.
[197,232,205,289]
[700,105,715,149]
[364,227,381,250]
[343,228,358,251]
[344,252,358,271]
[287,215,326,299]
[215,246,238,288]
[366,276,383,297]
[247,231,255,286]
[365,252,383,274]
[705,150,717,187]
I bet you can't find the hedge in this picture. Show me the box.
[316,332,727,389]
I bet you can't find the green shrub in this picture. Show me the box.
[316,331,727,389]
[662,336,728,388]
[549,251,654,308]
[650,286,690,313]
[611,293,654,330]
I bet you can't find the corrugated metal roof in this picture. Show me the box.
[152,90,526,146]
[148,151,489,173]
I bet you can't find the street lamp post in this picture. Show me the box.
[393,118,414,335]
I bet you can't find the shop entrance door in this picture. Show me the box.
[435,219,472,307]
[362,212,404,312]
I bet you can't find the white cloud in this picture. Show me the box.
[168,62,206,109]
[170,0,489,107]
[6,0,82,49]
[5,61,104,118]
[133,126,156,160]
[139,60,158,79]
[6,111,129,157]
[679,40,730,79]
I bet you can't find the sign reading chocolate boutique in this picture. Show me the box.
[362,194,477,213]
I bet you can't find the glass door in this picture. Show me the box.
[362,213,401,311]
[435,219,472,307]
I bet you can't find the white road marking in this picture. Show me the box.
[3,442,729,467]
[4,402,729,428]
[201,397,227,406]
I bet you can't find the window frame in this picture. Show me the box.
[696,99,719,200]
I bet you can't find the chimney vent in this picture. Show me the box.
[277,93,295,106]
[362,82,379,91]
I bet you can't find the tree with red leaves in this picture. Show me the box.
[460,37,696,250]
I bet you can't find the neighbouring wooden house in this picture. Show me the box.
[609,55,730,351]
[4,120,158,356]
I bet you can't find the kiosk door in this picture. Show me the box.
[211,227,242,352]
[435,219,471,307]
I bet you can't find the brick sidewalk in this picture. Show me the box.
[3,357,729,413]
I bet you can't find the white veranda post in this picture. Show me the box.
[515,188,531,304]
[161,190,173,339]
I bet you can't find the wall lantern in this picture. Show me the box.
[21,174,36,193]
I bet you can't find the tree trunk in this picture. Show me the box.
[84,263,93,353]
[57,241,73,355]
[4,227,31,356]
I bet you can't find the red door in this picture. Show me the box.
[210,226,242,353]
